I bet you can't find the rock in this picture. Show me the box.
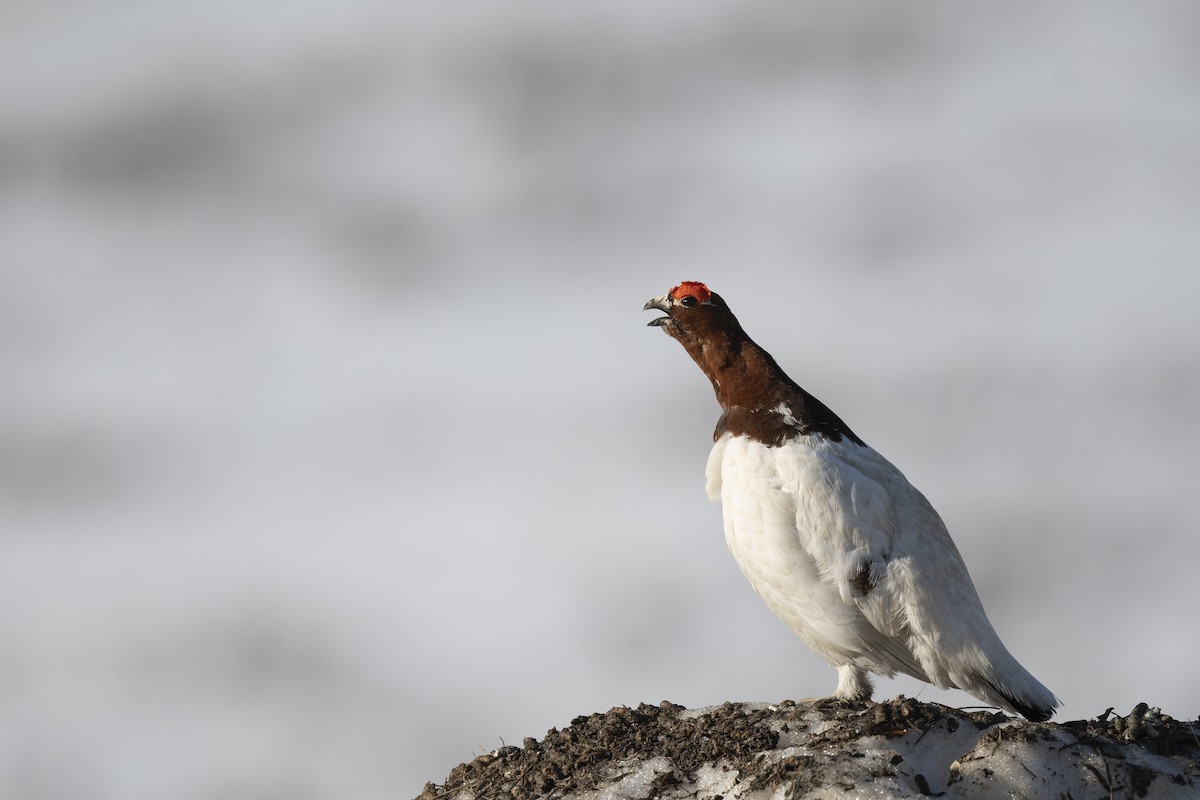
[417,698,1200,800]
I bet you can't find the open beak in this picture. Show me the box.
[643,294,671,327]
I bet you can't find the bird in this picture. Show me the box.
[643,280,1059,721]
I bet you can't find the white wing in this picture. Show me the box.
[712,432,1057,716]
[782,436,978,681]
[713,433,999,683]
[705,434,1056,714]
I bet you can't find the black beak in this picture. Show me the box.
[643,294,671,327]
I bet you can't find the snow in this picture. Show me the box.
[688,703,991,799]
[3,2,1199,798]
[573,756,677,800]
[949,722,1198,800]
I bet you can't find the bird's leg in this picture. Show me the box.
[791,666,874,713]
[834,665,874,702]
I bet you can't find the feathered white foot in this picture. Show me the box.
[834,665,874,702]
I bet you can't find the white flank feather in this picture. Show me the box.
[708,431,1059,719]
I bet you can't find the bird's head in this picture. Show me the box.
[643,281,736,346]
[644,281,797,415]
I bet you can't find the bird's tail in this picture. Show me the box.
[968,658,1059,722]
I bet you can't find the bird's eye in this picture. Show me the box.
[679,296,697,307]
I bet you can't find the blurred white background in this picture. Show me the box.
[2,1,1198,798]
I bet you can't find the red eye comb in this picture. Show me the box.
[669,281,711,303]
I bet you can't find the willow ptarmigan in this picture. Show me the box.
[644,281,1058,721]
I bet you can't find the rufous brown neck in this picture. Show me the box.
[665,299,864,448]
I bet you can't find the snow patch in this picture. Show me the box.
[573,756,676,800]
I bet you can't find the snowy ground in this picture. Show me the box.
[422,699,1200,800]
[2,2,1198,798]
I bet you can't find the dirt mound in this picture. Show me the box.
[418,698,1200,800]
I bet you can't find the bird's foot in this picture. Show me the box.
[834,665,875,703]
[782,695,872,715]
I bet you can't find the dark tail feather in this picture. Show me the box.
[985,678,1054,722]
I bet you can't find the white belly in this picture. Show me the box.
[707,433,878,667]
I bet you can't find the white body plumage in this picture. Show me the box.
[706,427,1058,718]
